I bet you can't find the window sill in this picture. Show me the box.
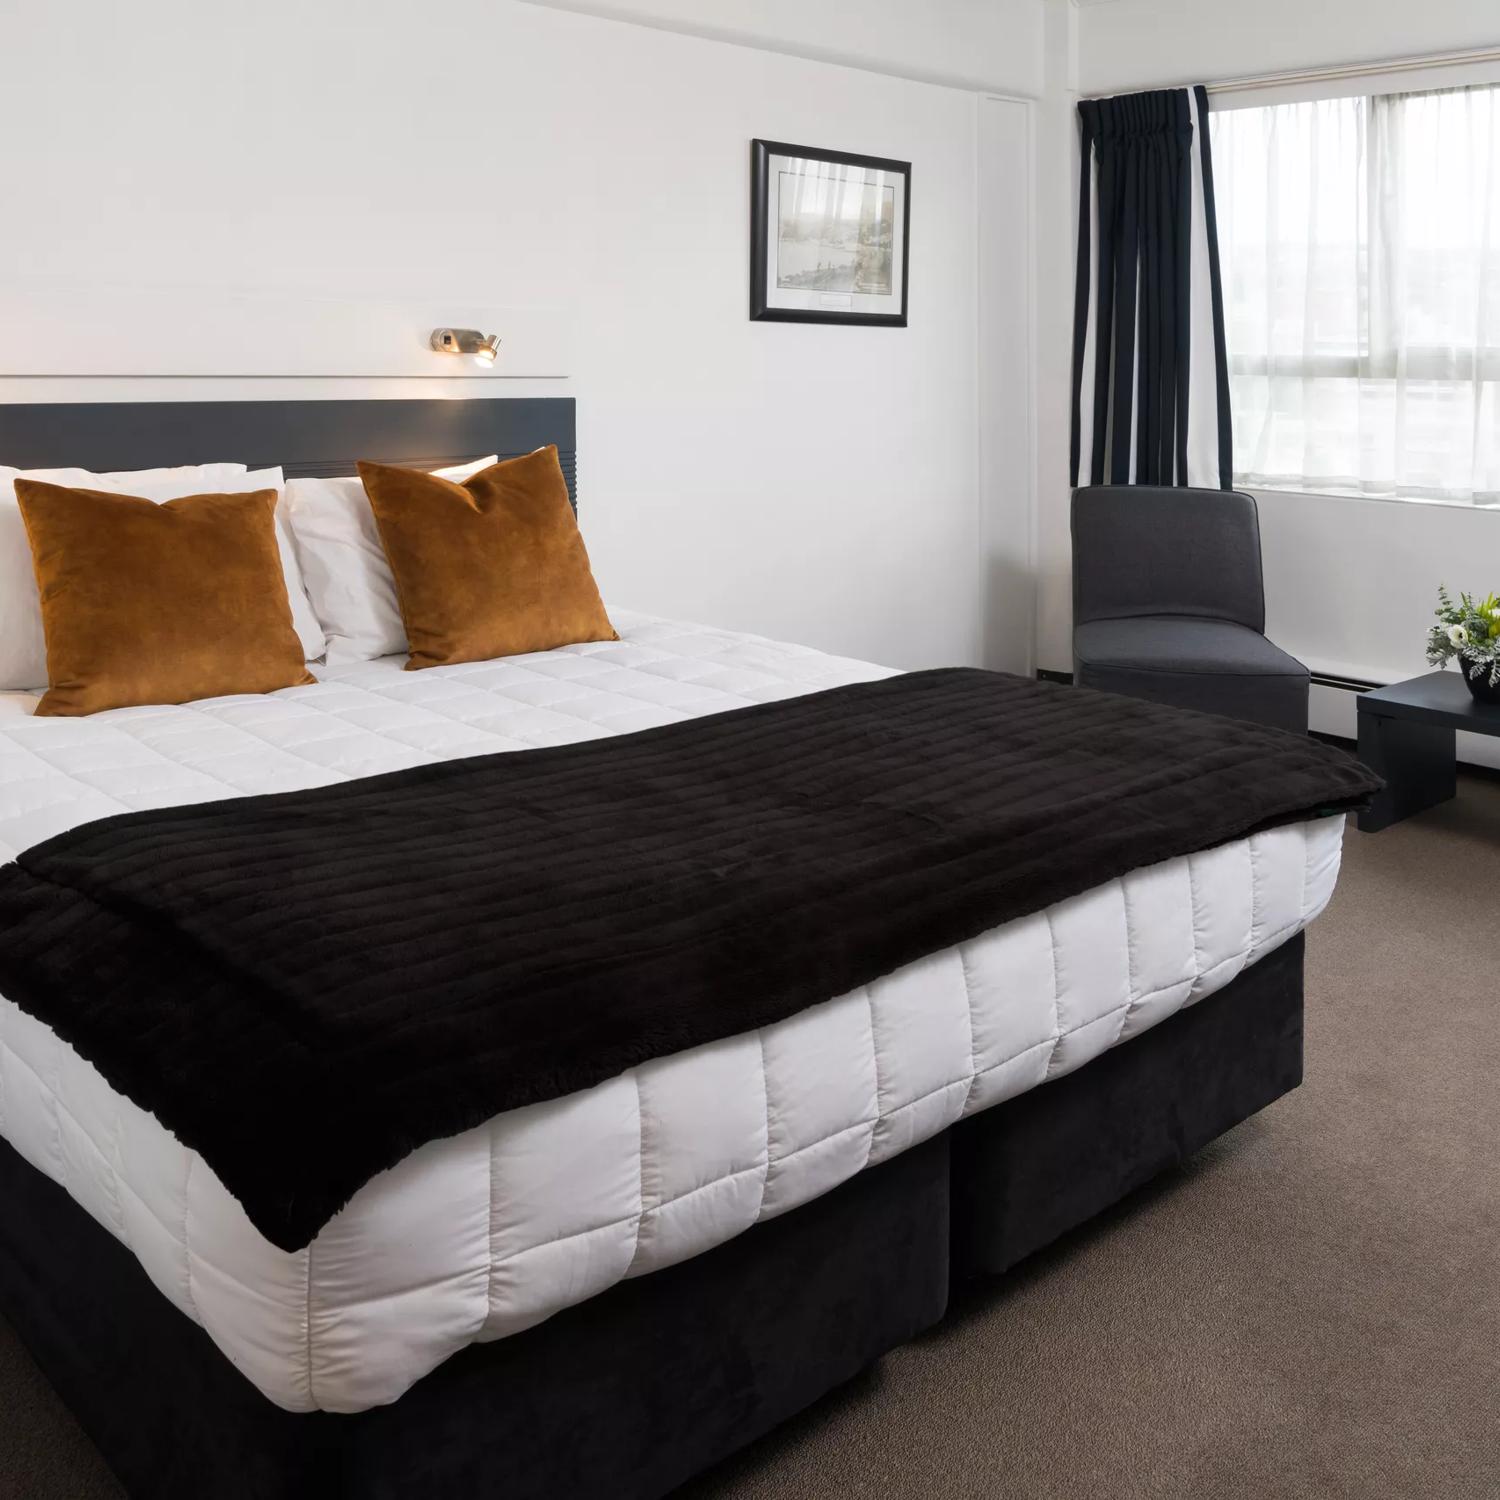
[1242,483,1500,516]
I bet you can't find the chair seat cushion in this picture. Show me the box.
[1074,617,1307,679]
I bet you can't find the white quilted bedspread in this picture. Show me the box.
[0,614,1345,1412]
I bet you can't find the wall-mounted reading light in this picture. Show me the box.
[430,328,502,366]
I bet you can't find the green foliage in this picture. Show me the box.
[1427,585,1500,686]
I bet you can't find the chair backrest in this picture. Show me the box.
[1071,485,1266,632]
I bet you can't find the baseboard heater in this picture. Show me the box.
[1036,668,1384,694]
[1309,670,1382,694]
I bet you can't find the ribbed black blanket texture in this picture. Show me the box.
[0,670,1379,1250]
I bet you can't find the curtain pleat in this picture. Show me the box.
[1069,111,1094,489]
[1173,104,1192,485]
[1111,127,1140,484]
[1195,85,1234,489]
[1071,87,1231,489]
[1090,138,1117,484]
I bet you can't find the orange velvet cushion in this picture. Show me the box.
[357,447,617,671]
[16,480,316,717]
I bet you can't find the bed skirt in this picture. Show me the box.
[0,935,1305,1499]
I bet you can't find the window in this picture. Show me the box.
[1211,84,1500,504]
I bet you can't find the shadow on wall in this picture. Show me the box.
[984,553,1035,676]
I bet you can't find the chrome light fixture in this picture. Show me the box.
[430,328,502,366]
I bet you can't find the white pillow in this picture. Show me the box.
[0,464,327,690]
[285,456,498,665]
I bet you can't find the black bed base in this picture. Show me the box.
[0,1132,949,1500]
[0,936,1305,1500]
[953,932,1306,1277]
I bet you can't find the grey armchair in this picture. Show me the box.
[1071,486,1309,733]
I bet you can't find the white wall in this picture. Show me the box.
[521,0,1045,96]
[1256,491,1500,685]
[1037,0,1500,727]
[1034,0,1081,679]
[0,0,1037,674]
[979,95,1039,675]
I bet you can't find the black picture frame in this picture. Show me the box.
[750,139,911,327]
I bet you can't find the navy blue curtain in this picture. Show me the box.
[1070,86,1231,491]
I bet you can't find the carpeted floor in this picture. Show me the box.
[3,778,1498,1499]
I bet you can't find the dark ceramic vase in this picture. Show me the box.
[1459,654,1500,706]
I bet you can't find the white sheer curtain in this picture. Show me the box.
[1211,84,1500,504]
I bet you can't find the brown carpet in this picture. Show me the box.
[4,780,1499,1499]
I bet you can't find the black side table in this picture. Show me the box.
[1356,670,1500,831]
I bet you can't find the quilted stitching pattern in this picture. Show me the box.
[0,613,1347,1412]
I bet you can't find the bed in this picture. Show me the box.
[0,397,1369,1499]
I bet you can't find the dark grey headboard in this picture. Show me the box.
[0,397,578,501]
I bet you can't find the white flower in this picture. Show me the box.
[1447,623,1470,647]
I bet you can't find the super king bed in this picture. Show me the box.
[0,397,1378,1499]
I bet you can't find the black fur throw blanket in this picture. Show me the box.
[0,670,1379,1251]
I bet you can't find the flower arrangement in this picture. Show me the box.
[1427,585,1500,690]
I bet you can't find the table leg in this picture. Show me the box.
[1356,711,1457,831]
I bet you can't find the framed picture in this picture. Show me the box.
[750,139,911,327]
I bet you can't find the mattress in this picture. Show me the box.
[0,613,1346,1413]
